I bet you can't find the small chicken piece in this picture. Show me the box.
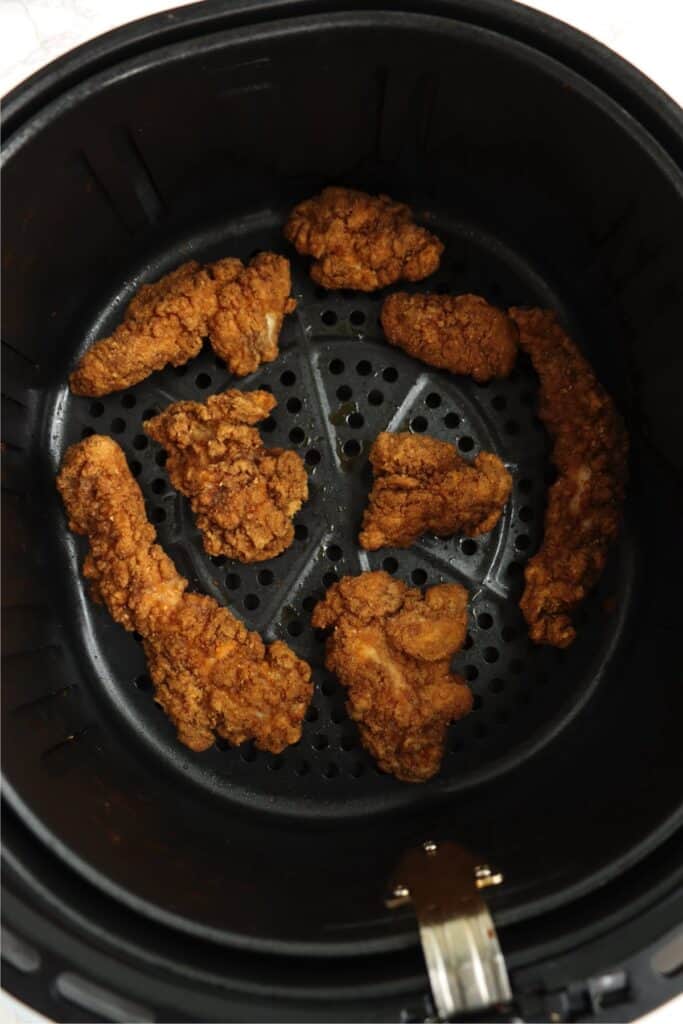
[56,435,312,752]
[509,307,628,647]
[145,389,308,563]
[69,253,296,396]
[284,187,443,291]
[381,292,518,382]
[312,572,472,782]
[359,432,511,550]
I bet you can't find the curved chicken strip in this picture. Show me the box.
[312,572,472,782]
[381,292,518,382]
[284,187,443,291]
[56,435,312,752]
[359,432,511,550]
[509,308,628,647]
[69,253,296,396]
[145,390,308,563]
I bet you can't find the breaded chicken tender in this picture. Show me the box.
[56,435,312,752]
[509,308,628,647]
[145,390,308,563]
[69,253,296,396]
[359,432,511,550]
[312,572,472,782]
[381,292,518,382]
[284,187,443,291]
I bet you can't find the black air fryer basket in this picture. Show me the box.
[2,2,683,1021]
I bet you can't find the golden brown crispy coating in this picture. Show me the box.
[56,435,312,752]
[509,308,628,647]
[381,292,518,382]
[145,389,308,563]
[312,572,472,782]
[69,253,296,397]
[359,432,511,550]
[283,187,443,291]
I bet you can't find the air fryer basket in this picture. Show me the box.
[2,2,683,1021]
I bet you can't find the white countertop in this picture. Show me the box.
[1,1,681,1022]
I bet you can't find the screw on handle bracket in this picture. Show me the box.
[387,840,512,1021]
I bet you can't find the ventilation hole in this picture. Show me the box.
[313,734,328,751]
[501,626,516,643]
[321,678,336,696]
[444,412,460,428]
[130,460,142,477]
[489,678,505,693]
[505,419,520,435]
[492,395,506,411]
[347,412,364,428]
[133,434,148,450]
[241,743,257,763]
[287,620,303,637]
[473,694,483,711]
[226,573,241,590]
[411,568,427,585]
[287,397,302,414]
[350,762,364,778]
[326,544,343,562]
[315,286,328,299]
[305,705,319,723]
[261,383,273,393]
[81,426,95,438]
[458,436,474,452]
[215,736,230,751]
[295,760,310,776]
[295,523,308,541]
[465,665,479,681]
[261,416,277,433]
[329,359,345,375]
[323,571,338,588]
[268,756,283,771]
[110,418,125,435]
[410,416,428,433]
[322,310,337,326]
[244,594,259,611]
[151,478,166,495]
[510,658,524,674]
[195,373,211,390]
[211,555,226,567]
[382,557,398,574]
[484,646,500,664]
[331,707,346,724]
[289,427,305,445]
[518,478,533,494]
[214,356,226,370]
[474,723,488,739]
[519,506,533,523]
[135,674,152,692]
[477,613,493,630]
[368,389,383,405]
[89,401,104,418]
[515,534,530,551]
[356,360,372,376]
[343,439,361,457]
[461,539,477,556]
[350,310,365,326]
[258,569,274,586]
[323,763,339,779]
[336,384,352,401]
[155,450,167,467]
[280,370,296,386]
[341,735,357,751]
[463,632,473,650]
[151,507,166,524]
[382,367,398,382]
[143,408,158,420]
[174,365,188,377]
[306,449,321,466]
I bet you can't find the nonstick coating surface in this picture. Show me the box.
[48,203,633,817]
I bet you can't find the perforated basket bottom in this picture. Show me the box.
[53,205,633,818]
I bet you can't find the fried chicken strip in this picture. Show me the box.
[69,253,296,396]
[284,187,443,291]
[145,389,308,563]
[508,308,628,647]
[56,435,312,752]
[381,292,518,382]
[312,572,472,782]
[359,432,511,550]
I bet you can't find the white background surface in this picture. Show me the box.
[1,1,681,1022]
